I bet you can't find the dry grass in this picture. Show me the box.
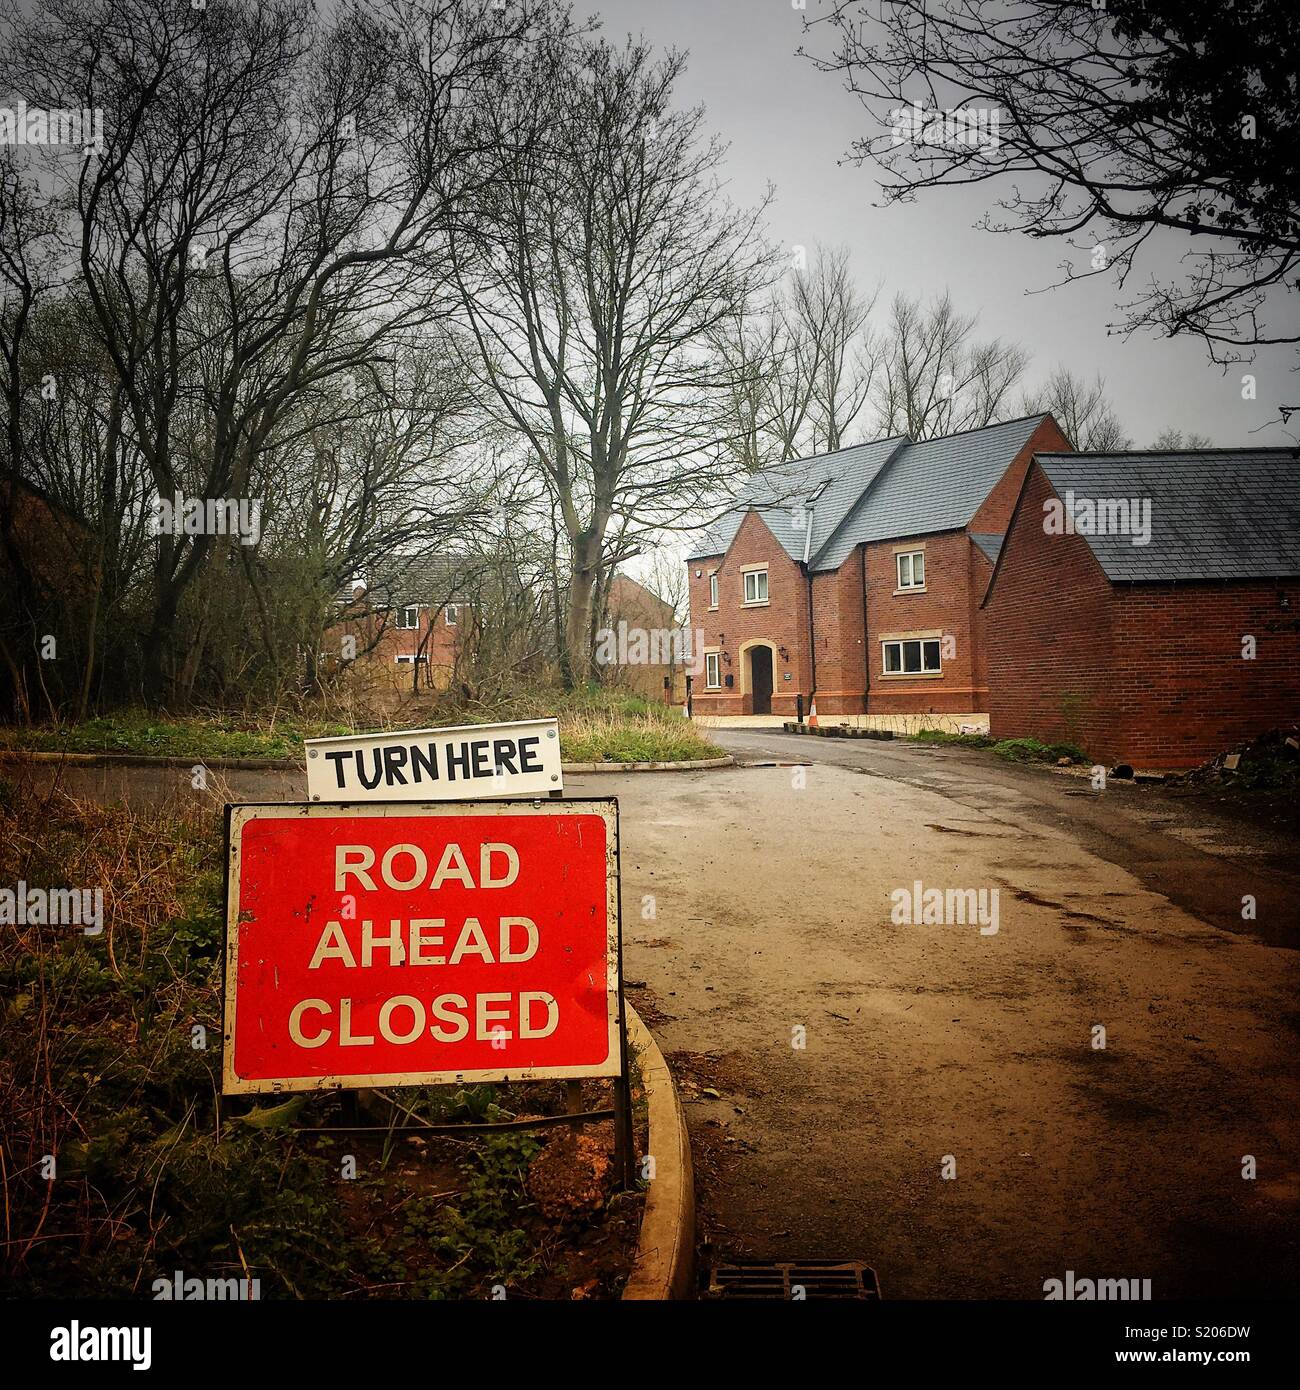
[0,686,723,765]
[0,777,223,1291]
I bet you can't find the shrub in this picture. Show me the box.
[992,737,1087,764]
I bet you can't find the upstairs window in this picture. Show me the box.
[743,569,768,605]
[882,638,942,675]
[896,551,925,591]
[395,605,420,630]
[444,604,459,626]
[708,573,718,608]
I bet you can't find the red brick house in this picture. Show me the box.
[686,414,1070,717]
[983,449,1300,768]
[334,556,467,690]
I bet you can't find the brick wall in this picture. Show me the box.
[687,511,810,714]
[986,462,1300,767]
[334,601,463,690]
[970,415,1073,534]
[603,574,684,704]
[970,544,995,695]
[863,529,984,714]
[808,557,869,714]
[1112,582,1300,767]
[984,463,1118,753]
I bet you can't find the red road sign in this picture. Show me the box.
[222,799,621,1095]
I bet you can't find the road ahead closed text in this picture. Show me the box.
[223,802,619,1092]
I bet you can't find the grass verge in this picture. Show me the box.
[0,689,723,766]
[909,729,1087,763]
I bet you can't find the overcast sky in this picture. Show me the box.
[575,0,1297,451]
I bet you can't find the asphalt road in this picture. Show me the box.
[15,734,1300,1298]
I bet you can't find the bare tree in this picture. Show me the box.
[8,0,533,705]
[713,244,877,468]
[1022,367,1129,452]
[0,148,66,718]
[871,291,1028,439]
[804,0,1300,363]
[451,28,773,686]
[645,547,689,629]
[1151,428,1213,450]
[798,246,879,453]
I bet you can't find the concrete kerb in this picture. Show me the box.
[0,750,734,775]
[623,1004,696,1301]
[783,722,896,741]
[564,756,731,773]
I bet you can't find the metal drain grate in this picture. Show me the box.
[707,1259,880,1300]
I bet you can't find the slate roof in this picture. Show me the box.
[687,436,906,565]
[813,415,1045,570]
[337,554,472,610]
[970,533,1004,563]
[1034,450,1300,582]
[688,415,1050,573]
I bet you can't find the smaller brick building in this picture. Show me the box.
[334,556,467,690]
[983,449,1300,768]
[599,573,687,704]
[686,414,1070,717]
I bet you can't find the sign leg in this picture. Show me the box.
[613,1072,636,1190]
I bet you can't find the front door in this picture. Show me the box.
[750,645,773,715]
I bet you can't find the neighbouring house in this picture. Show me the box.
[598,572,687,704]
[686,414,1071,718]
[0,472,96,597]
[333,556,468,691]
[982,448,1300,768]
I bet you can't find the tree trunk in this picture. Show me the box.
[562,533,602,689]
[141,572,185,710]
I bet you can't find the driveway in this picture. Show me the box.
[14,735,1300,1298]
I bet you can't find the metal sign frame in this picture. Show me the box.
[221,797,623,1096]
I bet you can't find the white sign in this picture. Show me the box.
[305,719,563,803]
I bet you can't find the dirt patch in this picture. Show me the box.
[665,1049,760,1101]
[625,980,673,1029]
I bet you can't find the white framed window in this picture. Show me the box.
[742,569,768,605]
[395,605,420,630]
[882,638,942,675]
[708,572,718,608]
[395,654,428,665]
[704,651,721,689]
[444,604,459,626]
[896,550,925,591]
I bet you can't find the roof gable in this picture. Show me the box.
[812,415,1048,570]
[689,416,1054,574]
[687,436,906,565]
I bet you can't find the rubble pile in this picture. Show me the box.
[1183,727,1300,789]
